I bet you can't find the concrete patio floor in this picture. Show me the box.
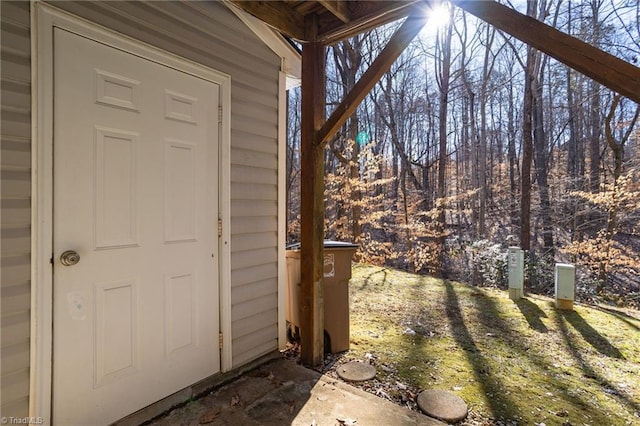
[143,356,445,426]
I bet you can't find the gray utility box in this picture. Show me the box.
[286,241,358,353]
[508,247,524,300]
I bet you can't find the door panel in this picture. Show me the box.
[52,28,220,425]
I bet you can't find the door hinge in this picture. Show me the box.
[218,106,223,124]
[219,332,223,349]
[218,218,223,238]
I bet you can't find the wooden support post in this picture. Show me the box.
[299,13,427,366]
[300,15,326,367]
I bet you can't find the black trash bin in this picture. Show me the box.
[285,240,358,353]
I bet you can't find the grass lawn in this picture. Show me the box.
[339,263,640,425]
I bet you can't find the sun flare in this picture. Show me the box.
[418,2,451,39]
[428,3,451,29]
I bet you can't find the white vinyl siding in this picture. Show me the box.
[48,0,282,370]
[1,0,31,417]
[0,4,282,415]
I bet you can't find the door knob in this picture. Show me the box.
[60,250,80,266]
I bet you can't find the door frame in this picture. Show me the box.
[30,3,232,422]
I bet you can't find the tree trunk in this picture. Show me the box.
[520,0,537,256]
[588,0,602,194]
[507,66,519,232]
[478,24,495,238]
[437,6,454,276]
[589,80,602,193]
[532,71,554,259]
[533,1,556,261]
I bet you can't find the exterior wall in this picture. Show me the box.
[48,0,282,369]
[1,1,32,418]
[0,1,281,416]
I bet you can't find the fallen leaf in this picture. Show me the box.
[288,400,296,414]
[198,407,221,424]
[375,388,391,400]
[337,417,357,425]
[230,393,241,407]
[266,371,283,386]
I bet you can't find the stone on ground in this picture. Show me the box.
[336,361,376,382]
[416,389,468,423]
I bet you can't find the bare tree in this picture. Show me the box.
[435,4,455,275]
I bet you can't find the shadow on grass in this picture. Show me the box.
[554,310,640,414]
[466,287,609,420]
[354,266,634,423]
[559,309,625,359]
[356,271,638,424]
[358,266,390,289]
[443,281,519,420]
[594,305,640,331]
[515,298,549,333]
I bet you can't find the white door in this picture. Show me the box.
[52,28,220,425]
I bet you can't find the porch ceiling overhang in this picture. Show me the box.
[229,0,640,103]
[229,0,432,45]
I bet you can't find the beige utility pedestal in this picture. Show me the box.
[555,263,576,310]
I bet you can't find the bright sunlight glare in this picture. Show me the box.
[420,3,451,39]
[429,3,451,27]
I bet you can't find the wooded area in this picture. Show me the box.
[286,0,640,306]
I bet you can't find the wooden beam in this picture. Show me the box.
[299,14,326,367]
[318,1,424,45]
[317,14,427,146]
[228,0,306,41]
[318,0,351,24]
[453,0,640,104]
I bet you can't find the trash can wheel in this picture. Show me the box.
[324,330,331,354]
[285,322,332,354]
[286,322,300,344]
